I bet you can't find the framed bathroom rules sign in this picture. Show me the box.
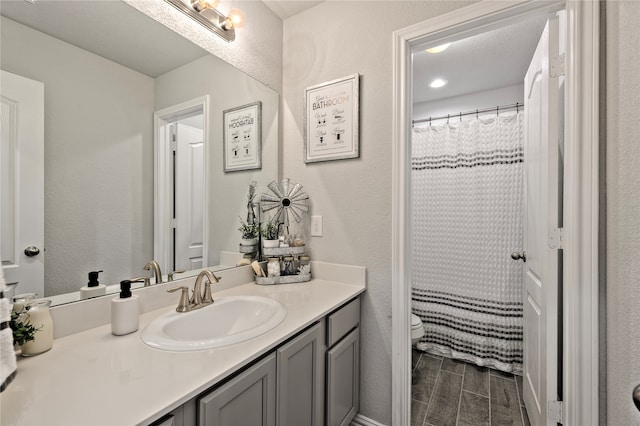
[304,73,359,163]
[223,101,262,172]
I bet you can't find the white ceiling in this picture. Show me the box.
[261,0,324,20]
[412,15,548,105]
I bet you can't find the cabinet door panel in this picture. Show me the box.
[277,322,325,426]
[198,354,276,426]
[326,327,360,426]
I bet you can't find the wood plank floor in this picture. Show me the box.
[411,349,531,426]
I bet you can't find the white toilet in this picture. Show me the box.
[411,314,425,346]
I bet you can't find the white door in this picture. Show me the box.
[174,120,204,271]
[522,17,561,426]
[0,70,45,296]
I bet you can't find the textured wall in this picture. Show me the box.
[282,2,473,423]
[1,17,155,295]
[124,0,283,93]
[606,1,640,424]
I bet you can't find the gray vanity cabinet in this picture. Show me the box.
[198,353,277,426]
[150,296,361,426]
[326,298,361,426]
[276,321,325,426]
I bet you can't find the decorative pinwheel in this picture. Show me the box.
[260,178,309,227]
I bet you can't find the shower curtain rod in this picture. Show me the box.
[412,102,524,126]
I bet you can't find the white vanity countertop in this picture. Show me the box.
[1,278,365,426]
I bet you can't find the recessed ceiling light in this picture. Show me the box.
[429,78,448,88]
[426,43,451,54]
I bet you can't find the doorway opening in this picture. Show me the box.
[154,96,210,274]
[392,2,600,425]
[409,13,557,426]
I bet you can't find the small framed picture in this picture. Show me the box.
[304,73,359,163]
[223,101,262,172]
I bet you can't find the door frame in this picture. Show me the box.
[391,1,600,425]
[154,96,210,272]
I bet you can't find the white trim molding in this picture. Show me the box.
[391,1,599,425]
[350,413,387,426]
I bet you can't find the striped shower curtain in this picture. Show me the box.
[411,112,524,374]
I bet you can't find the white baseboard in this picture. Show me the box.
[350,413,387,426]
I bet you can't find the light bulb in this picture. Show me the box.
[227,8,245,29]
[429,78,448,88]
[191,0,219,12]
[426,43,451,54]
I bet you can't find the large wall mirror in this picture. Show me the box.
[0,0,279,305]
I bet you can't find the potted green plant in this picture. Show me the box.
[10,310,38,348]
[238,217,259,245]
[261,220,280,248]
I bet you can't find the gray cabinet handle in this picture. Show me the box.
[633,384,640,411]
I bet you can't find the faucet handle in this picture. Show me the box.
[168,270,186,282]
[167,286,190,312]
[130,276,151,287]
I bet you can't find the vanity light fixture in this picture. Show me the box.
[429,78,448,88]
[164,0,241,42]
[426,43,451,54]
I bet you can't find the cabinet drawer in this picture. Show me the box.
[327,297,360,347]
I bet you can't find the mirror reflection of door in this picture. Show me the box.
[154,96,209,275]
[0,70,44,297]
[173,117,205,271]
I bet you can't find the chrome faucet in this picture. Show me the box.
[167,270,221,313]
[143,260,163,284]
[190,270,220,306]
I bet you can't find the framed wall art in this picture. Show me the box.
[223,101,262,172]
[304,73,359,163]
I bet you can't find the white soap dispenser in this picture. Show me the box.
[79,270,106,299]
[111,280,139,336]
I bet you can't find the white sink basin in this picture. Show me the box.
[141,295,287,351]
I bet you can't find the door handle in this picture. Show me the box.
[633,384,640,411]
[24,246,41,257]
[511,251,526,262]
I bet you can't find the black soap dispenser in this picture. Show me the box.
[79,270,105,299]
[111,280,139,336]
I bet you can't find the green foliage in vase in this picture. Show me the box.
[10,310,39,346]
[260,220,280,240]
[238,217,259,239]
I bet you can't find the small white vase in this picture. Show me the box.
[21,300,53,356]
[263,239,279,248]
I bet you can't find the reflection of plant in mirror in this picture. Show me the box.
[260,219,279,240]
[10,310,39,346]
[238,217,259,239]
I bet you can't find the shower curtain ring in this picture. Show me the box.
[447,114,450,124]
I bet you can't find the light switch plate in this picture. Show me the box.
[311,215,323,237]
